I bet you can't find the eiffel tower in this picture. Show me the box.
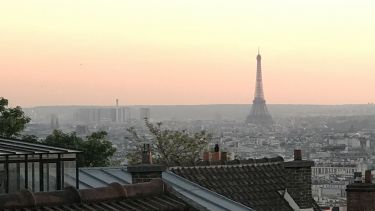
[246,50,273,126]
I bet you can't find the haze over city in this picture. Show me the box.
[1,0,375,107]
[3,1,375,210]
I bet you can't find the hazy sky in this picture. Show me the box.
[1,0,375,107]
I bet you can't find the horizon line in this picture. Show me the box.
[23,103,375,108]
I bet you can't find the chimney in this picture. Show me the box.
[211,144,221,162]
[125,144,166,184]
[214,144,219,152]
[203,151,210,162]
[221,151,227,162]
[346,171,375,211]
[365,170,372,184]
[141,144,152,164]
[294,149,302,161]
[203,144,227,163]
[284,149,314,209]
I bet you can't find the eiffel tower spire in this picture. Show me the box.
[246,50,273,126]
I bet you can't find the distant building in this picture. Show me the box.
[313,164,357,177]
[75,124,89,135]
[246,50,273,127]
[50,114,59,130]
[140,107,150,120]
[116,107,130,123]
[75,107,130,123]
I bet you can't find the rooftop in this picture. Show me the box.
[170,157,293,211]
[0,179,192,211]
[0,137,80,155]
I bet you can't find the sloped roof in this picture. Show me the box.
[64,167,132,189]
[0,137,80,155]
[0,179,193,211]
[170,157,294,211]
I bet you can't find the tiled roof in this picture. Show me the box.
[3,194,188,211]
[0,179,193,211]
[170,157,294,211]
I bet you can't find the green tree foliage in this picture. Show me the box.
[44,130,82,149]
[21,135,40,144]
[79,131,117,167]
[127,119,211,166]
[31,130,116,167]
[0,97,30,138]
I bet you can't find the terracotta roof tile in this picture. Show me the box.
[0,179,193,211]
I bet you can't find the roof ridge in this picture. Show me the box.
[169,156,284,170]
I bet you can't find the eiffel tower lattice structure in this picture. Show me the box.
[246,50,273,127]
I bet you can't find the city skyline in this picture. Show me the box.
[1,0,375,107]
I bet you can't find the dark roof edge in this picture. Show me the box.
[284,160,314,168]
[0,137,81,153]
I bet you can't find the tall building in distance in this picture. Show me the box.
[50,114,59,130]
[140,108,151,120]
[246,50,273,127]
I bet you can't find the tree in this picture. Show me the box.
[44,130,82,149]
[127,119,211,166]
[125,126,144,164]
[0,97,30,138]
[21,135,40,144]
[42,130,116,167]
[79,131,116,167]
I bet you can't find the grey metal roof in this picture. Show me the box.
[0,137,80,155]
[64,167,132,189]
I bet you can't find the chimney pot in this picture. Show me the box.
[354,172,362,183]
[365,170,372,184]
[142,144,152,164]
[221,152,227,162]
[294,149,302,161]
[214,144,219,152]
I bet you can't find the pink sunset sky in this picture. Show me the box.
[1,0,375,107]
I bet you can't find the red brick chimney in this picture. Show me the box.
[284,149,314,209]
[126,143,166,184]
[202,144,227,163]
[347,170,375,211]
[211,144,221,161]
[203,151,210,162]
